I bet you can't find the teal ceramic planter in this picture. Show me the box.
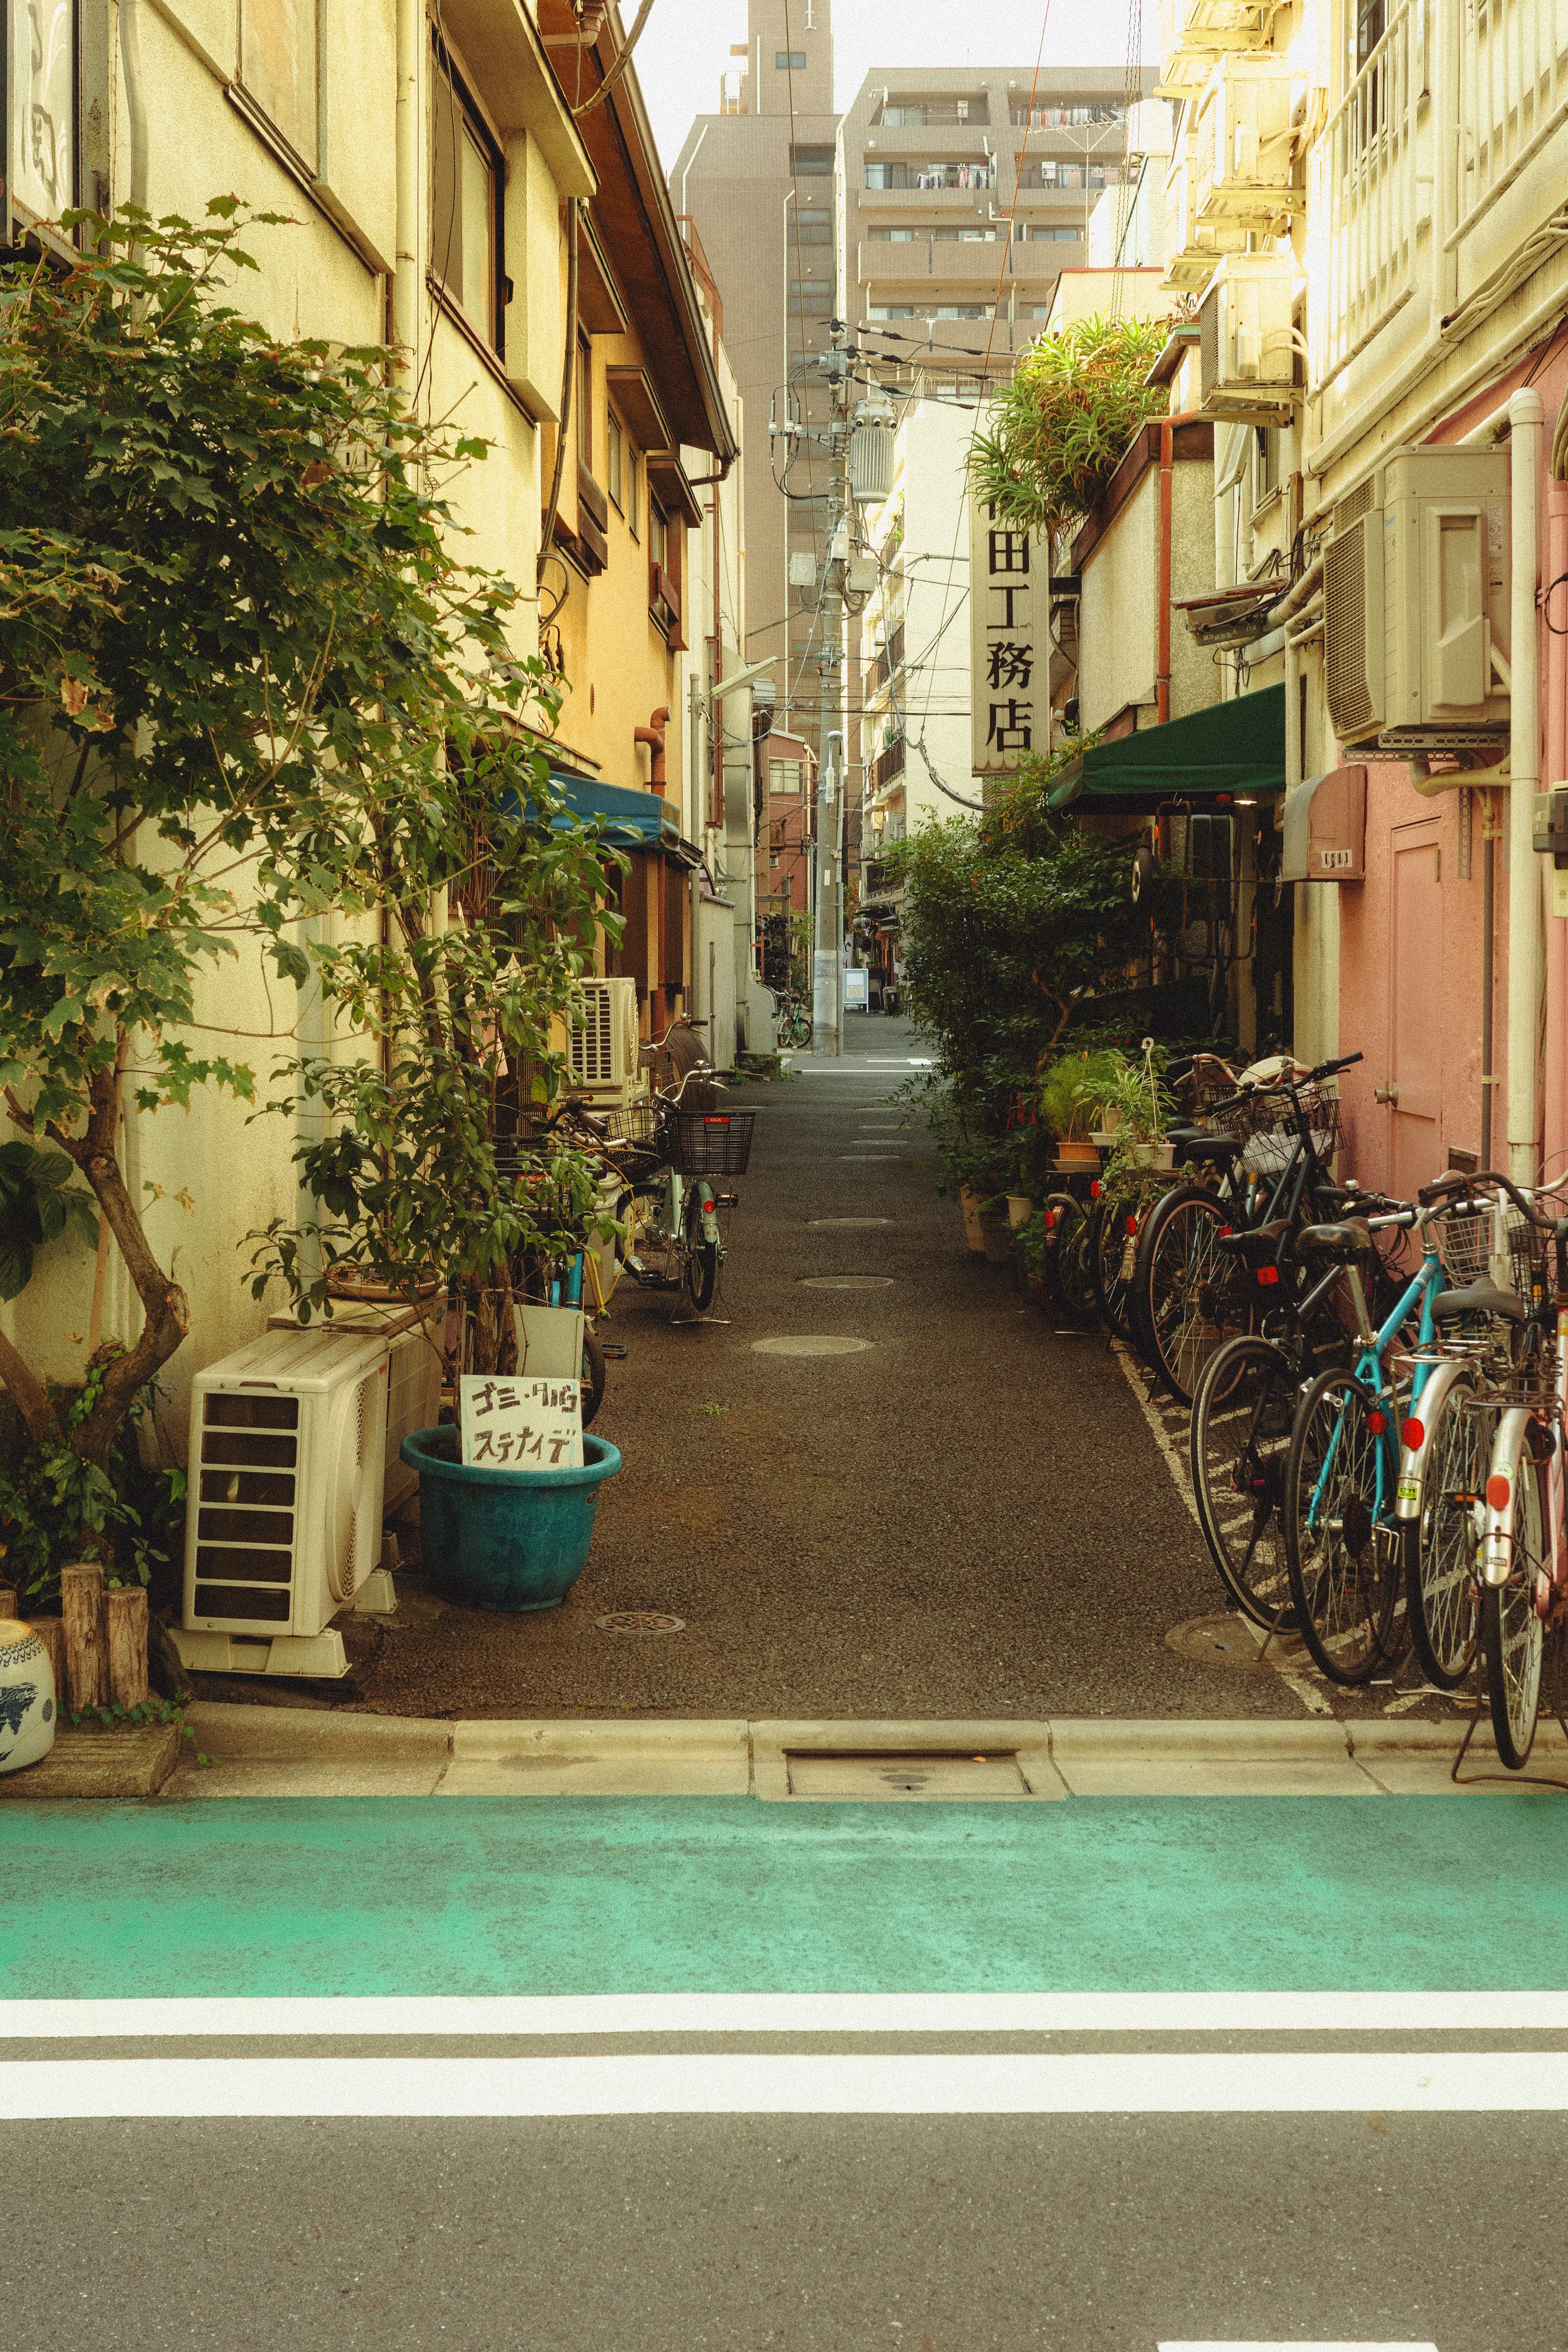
[400,1424,622,1611]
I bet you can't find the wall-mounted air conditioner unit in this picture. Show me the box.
[1323,447,1512,754]
[1197,252,1299,420]
[174,1328,390,1678]
[1157,0,1278,97]
[566,975,642,1113]
[1196,56,1297,230]
[1160,133,1247,293]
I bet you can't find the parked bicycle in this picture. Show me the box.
[771,988,813,1051]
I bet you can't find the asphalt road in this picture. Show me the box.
[351,1016,1311,1722]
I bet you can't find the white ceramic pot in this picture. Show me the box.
[0,1619,57,1775]
[1005,1194,1036,1230]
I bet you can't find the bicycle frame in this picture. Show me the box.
[1479,1275,1568,1600]
[1306,1230,1445,1543]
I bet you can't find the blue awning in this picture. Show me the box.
[549,773,682,850]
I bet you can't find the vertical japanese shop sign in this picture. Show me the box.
[970,495,1047,778]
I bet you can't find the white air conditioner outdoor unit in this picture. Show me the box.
[1197,252,1299,420]
[1323,447,1512,754]
[1196,56,1297,230]
[174,1327,389,1679]
[271,1296,445,1514]
[567,975,642,1112]
[1160,133,1247,293]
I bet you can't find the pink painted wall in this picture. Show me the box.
[1335,339,1568,1191]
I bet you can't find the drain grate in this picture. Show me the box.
[752,1335,874,1356]
[838,1154,897,1162]
[1164,1614,1266,1670]
[786,1751,1029,1799]
[595,1611,686,1635]
[807,1216,892,1228]
[799,1275,896,1290]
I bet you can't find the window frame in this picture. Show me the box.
[429,35,506,356]
[238,0,321,172]
[605,406,626,513]
[575,335,593,468]
[775,50,808,69]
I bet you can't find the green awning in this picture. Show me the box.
[1047,684,1286,810]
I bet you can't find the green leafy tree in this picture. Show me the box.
[0,202,614,1504]
[967,312,1171,537]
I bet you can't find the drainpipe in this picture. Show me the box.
[393,0,420,357]
[1544,471,1568,1179]
[1156,419,1174,723]
[1507,387,1544,1185]
[635,707,670,793]
[119,0,150,212]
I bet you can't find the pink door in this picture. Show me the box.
[1387,819,1444,1199]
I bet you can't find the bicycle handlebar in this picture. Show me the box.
[1305,1051,1363,1082]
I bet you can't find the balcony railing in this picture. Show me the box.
[1307,0,1423,387]
[1455,0,1568,240]
[871,737,907,793]
[866,622,906,695]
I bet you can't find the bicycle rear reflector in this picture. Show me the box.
[1402,1418,1424,1449]
[1487,1473,1512,1509]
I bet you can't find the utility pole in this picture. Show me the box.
[808,321,853,1058]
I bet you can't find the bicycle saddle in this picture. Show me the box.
[1294,1217,1374,1263]
[1174,1133,1242,1163]
[1217,1217,1293,1268]
[1432,1279,1528,1325]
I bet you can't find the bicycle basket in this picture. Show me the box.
[1212,1081,1340,1177]
[1437,1201,1538,1299]
[594,1097,658,1149]
[666,1108,757,1177]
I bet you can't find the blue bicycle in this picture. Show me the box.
[1281,1199,1451,1684]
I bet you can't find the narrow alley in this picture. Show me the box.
[355,1020,1307,1725]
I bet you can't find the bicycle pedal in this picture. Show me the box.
[600,1341,629,1361]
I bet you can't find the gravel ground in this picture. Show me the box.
[343,1016,1315,1723]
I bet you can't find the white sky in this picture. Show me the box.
[637,1,1155,175]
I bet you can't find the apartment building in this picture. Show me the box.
[839,66,1154,391]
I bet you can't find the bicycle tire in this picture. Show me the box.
[1284,1366,1402,1685]
[1088,1184,1145,1342]
[1480,1425,1546,1770]
[1136,1187,1252,1404]
[1042,1192,1097,1327]
[580,1324,607,1428]
[1402,1373,1488,1690]
[682,1190,720,1310]
[1190,1334,1300,1630]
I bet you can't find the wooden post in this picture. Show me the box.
[33,1617,66,1704]
[106,1586,149,1710]
[60,1562,108,1709]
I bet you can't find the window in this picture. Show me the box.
[790,144,835,176]
[1355,0,1387,70]
[790,209,833,244]
[649,498,668,571]
[776,51,807,69]
[431,54,501,347]
[1253,426,1280,508]
[789,280,833,310]
[627,448,640,538]
[1030,225,1079,243]
[869,227,918,243]
[575,338,592,465]
[770,759,804,795]
[606,408,626,511]
[241,0,319,165]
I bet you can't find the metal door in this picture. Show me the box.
[1386,819,1444,1198]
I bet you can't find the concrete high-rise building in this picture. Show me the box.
[672,3,842,783]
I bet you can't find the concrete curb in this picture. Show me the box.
[130,1704,1567,1801]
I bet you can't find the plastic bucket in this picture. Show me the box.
[400,1424,622,1611]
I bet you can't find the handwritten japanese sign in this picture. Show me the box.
[458,1375,583,1471]
[969,494,1048,777]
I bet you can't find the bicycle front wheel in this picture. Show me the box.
[1284,1367,1401,1685]
[1137,1188,1251,1404]
[1190,1334,1299,1630]
[1042,1192,1097,1327]
[1088,1184,1147,1343]
[580,1323,607,1428]
[1402,1374,1488,1690]
[682,1190,720,1310]
[1480,1425,1547,1770]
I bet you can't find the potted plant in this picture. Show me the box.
[1096,1045,1177,1172]
[400,1423,622,1611]
[1039,1052,1120,1168]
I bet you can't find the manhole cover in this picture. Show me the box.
[752,1335,875,1356]
[1165,1613,1266,1670]
[595,1611,686,1635]
[808,1217,892,1228]
[799,1276,896,1290]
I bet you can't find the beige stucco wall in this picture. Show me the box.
[1076,455,1215,735]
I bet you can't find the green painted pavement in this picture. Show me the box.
[2,1798,1566,1999]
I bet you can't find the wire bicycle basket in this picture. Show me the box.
[665,1108,757,1178]
[1436,1199,1540,1300]
[1211,1080,1341,1176]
